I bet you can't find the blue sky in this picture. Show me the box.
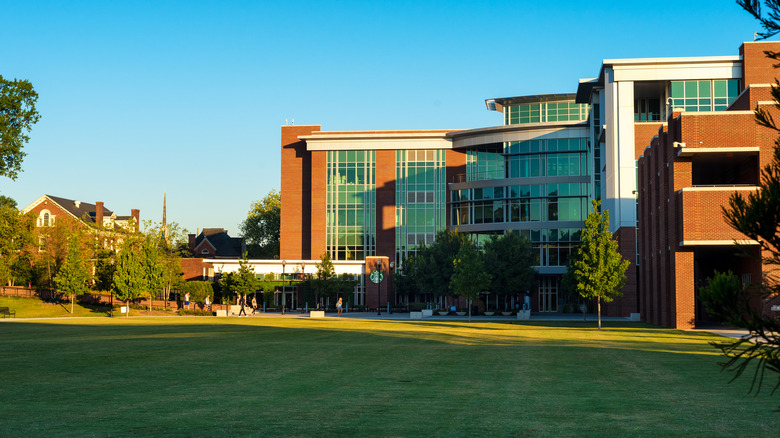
[0,1,764,236]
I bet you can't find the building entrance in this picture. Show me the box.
[538,277,558,312]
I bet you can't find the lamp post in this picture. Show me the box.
[301,262,306,312]
[377,259,382,316]
[281,260,286,315]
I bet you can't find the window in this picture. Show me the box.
[670,79,739,112]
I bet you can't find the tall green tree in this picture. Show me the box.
[483,231,536,310]
[450,240,491,322]
[0,76,40,180]
[112,245,146,315]
[314,252,335,307]
[240,190,281,258]
[568,200,630,330]
[53,239,90,313]
[140,236,164,312]
[0,202,35,286]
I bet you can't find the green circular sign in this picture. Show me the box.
[370,270,384,284]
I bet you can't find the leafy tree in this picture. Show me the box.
[0,202,34,286]
[112,246,146,315]
[140,236,164,312]
[219,253,260,304]
[0,76,41,180]
[53,239,90,313]
[0,195,17,209]
[143,220,187,304]
[180,281,215,304]
[93,248,117,292]
[333,273,359,306]
[483,231,536,310]
[450,240,491,322]
[568,200,630,330]
[314,252,335,307]
[240,190,281,258]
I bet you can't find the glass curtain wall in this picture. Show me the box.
[505,102,590,125]
[395,149,447,264]
[326,150,376,261]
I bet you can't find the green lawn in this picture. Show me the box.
[0,316,777,437]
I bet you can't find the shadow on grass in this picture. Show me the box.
[0,317,725,357]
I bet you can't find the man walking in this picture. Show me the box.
[238,294,247,317]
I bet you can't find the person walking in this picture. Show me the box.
[337,297,343,316]
[251,295,258,315]
[238,294,247,317]
[184,292,190,310]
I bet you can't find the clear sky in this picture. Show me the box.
[0,0,765,236]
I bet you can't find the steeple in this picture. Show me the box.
[162,191,170,243]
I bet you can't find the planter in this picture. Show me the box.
[410,311,423,320]
[310,310,325,318]
[502,311,513,316]
[483,311,495,316]
[421,309,433,317]
[438,311,449,316]
[456,312,467,316]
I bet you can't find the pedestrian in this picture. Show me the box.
[337,297,343,316]
[184,292,190,310]
[205,295,210,308]
[238,294,247,317]
[251,295,257,315]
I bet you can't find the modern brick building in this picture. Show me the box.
[635,41,780,328]
[279,41,780,325]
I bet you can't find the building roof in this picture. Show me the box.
[193,228,245,258]
[485,93,578,113]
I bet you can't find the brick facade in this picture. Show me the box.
[636,42,780,328]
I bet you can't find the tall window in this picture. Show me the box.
[326,150,376,260]
[396,149,446,263]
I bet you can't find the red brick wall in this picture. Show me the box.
[180,258,214,282]
[310,150,327,259]
[680,189,757,242]
[634,123,664,159]
[280,125,320,260]
[637,91,779,328]
[740,41,780,87]
[679,113,759,148]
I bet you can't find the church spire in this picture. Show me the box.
[162,190,170,243]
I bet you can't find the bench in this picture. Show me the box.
[0,307,16,318]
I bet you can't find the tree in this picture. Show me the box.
[0,76,41,180]
[219,253,260,305]
[140,236,164,312]
[0,202,35,286]
[568,200,630,330]
[240,190,281,258]
[450,240,491,322]
[314,252,335,308]
[112,246,146,315]
[483,231,536,311]
[53,239,90,313]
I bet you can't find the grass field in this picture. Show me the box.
[1,314,778,437]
